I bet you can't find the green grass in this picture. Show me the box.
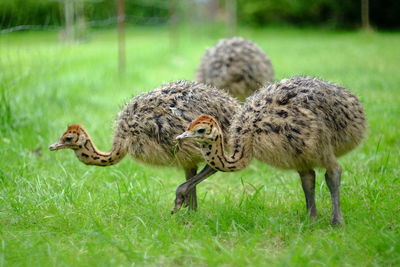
[1,26,399,266]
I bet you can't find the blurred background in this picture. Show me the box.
[1,0,399,77]
[2,0,400,34]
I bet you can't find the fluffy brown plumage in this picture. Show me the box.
[174,76,366,225]
[196,37,275,100]
[49,80,240,210]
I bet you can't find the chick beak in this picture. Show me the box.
[49,142,64,151]
[176,131,194,140]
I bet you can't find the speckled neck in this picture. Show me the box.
[200,122,253,172]
[73,135,127,167]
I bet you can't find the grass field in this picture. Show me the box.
[1,26,399,266]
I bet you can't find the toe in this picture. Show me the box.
[171,195,184,214]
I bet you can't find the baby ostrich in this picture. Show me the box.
[174,76,366,225]
[196,37,275,101]
[49,80,239,210]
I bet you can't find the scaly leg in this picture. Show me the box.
[184,168,198,211]
[172,165,217,214]
[325,164,343,225]
[298,170,317,218]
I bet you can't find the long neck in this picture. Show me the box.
[74,134,127,166]
[201,125,253,172]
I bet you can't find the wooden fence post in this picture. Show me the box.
[226,0,237,36]
[117,0,126,74]
[361,0,371,31]
[64,0,75,41]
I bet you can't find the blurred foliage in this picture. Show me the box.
[237,0,400,29]
[0,0,399,29]
[237,0,358,28]
[0,0,168,29]
[0,0,62,27]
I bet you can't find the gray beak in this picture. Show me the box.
[49,142,64,151]
[176,131,194,140]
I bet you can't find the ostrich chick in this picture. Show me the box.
[196,37,275,101]
[174,76,366,225]
[49,80,239,210]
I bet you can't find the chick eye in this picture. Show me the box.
[196,128,206,134]
[65,136,74,142]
